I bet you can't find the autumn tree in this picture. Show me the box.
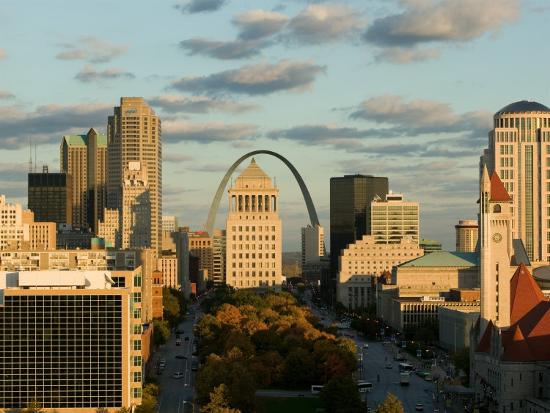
[320,376,363,413]
[202,384,241,413]
[153,319,170,346]
[23,400,45,413]
[375,393,404,413]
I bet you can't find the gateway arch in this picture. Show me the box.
[205,150,320,235]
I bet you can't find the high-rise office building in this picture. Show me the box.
[370,193,419,244]
[212,229,226,286]
[301,224,325,266]
[121,161,151,249]
[328,174,388,300]
[97,208,120,248]
[455,219,478,253]
[0,195,56,251]
[60,128,107,231]
[107,97,161,251]
[28,171,72,224]
[0,270,138,410]
[162,215,178,232]
[482,100,550,261]
[226,159,282,289]
[188,231,213,282]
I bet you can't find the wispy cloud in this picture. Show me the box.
[179,38,265,60]
[374,47,441,64]
[75,66,135,83]
[0,103,110,149]
[56,37,128,63]
[233,10,289,40]
[0,49,6,60]
[163,153,195,163]
[163,120,258,144]
[176,0,227,14]
[0,90,15,100]
[286,4,364,44]
[171,59,325,96]
[149,95,258,114]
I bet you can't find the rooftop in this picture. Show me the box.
[63,129,107,147]
[399,251,478,268]
[496,100,550,115]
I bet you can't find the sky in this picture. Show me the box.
[1,0,550,251]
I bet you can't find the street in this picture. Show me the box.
[306,292,441,412]
[155,305,200,413]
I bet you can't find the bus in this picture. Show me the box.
[399,362,414,373]
[311,385,324,394]
[400,372,410,386]
[357,381,373,393]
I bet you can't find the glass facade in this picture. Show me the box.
[0,294,123,409]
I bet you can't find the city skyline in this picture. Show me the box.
[1,0,549,250]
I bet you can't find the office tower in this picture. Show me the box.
[212,229,226,286]
[0,270,139,410]
[482,100,550,261]
[188,231,213,282]
[0,195,56,251]
[301,224,325,266]
[337,235,423,309]
[28,171,72,224]
[107,97,161,251]
[328,174,388,301]
[226,159,282,289]
[97,208,120,248]
[121,161,151,249]
[158,253,179,288]
[60,128,107,231]
[162,215,178,232]
[370,193,419,244]
[455,219,478,253]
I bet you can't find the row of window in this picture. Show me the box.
[232,226,276,232]
[231,253,276,259]
[231,244,277,250]
[231,271,277,277]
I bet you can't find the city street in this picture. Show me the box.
[155,305,200,413]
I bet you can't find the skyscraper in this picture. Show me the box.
[455,219,478,253]
[28,171,72,225]
[482,100,550,261]
[226,159,282,289]
[301,224,325,266]
[121,161,151,249]
[370,193,419,244]
[107,97,161,251]
[329,175,388,299]
[60,128,107,231]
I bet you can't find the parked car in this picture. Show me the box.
[173,372,184,379]
[415,402,424,411]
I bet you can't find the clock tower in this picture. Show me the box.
[479,165,513,330]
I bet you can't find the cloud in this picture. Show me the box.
[0,103,110,149]
[350,95,491,137]
[286,4,364,44]
[171,59,325,96]
[364,0,519,47]
[186,163,230,173]
[56,37,128,63]
[177,0,227,13]
[163,153,195,163]
[374,47,441,63]
[0,90,15,100]
[179,38,264,60]
[233,10,289,40]
[163,120,258,144]
[0,49,6,60]
[149,95,258,114]
[75,66,135,83]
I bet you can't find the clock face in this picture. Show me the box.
[493,233,502,243]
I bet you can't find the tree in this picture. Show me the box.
[375,393,404,413]
[153,319,171,346]
[163,287,180,326]
[202,384,241,413]
[23,400,45,413]
[320,376,363,413]
[115,408,131,413]
[453,347,470,383]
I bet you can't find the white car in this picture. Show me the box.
[173,372,184,379]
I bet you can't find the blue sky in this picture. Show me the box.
[1,0,549,251]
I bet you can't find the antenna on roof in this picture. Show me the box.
[28,138,32,173]
[34,144,37,173]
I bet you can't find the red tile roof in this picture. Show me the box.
[490,172,512,201]
[510,263,545,325]
[502,325,536,362]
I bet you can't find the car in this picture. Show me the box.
[173,372,184,379]
[363,343,369,349]
[415,403,424,411]
[191,365,198,372]
[175,355,187,360]
[176,329,185,335]
[176,340,182,346]
[184,336,190,341]
[385,363,393,369]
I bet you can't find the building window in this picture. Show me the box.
[133,356,142,366]
[133,372,142,383]
[133,339,141,350]
[134,274,142,287]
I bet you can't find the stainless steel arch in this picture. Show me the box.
[205,150,320,235]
